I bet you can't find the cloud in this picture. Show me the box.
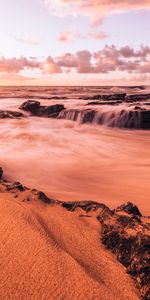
[44,0,150,25]
[56,53,77,67]
[88,31,108,40]
[58,30,74,42]
[0,57,40,73]
[76,51,92,73]
[43,56,62,73]
[56,45,150,74]
[0,45,149,76]
[58,30,108,42]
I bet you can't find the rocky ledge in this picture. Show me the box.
[59,107,150,129]
[0,167,149,299]
[19,100,65,118]
[80,93,150,102]
[0,110,24,119]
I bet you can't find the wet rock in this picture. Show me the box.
[82,110,96,123]
[37,191,55,204]
[0,110,24,119]
[80,93,126,101]
[0,167,3,179]
[6,182,26,192]
[57,106,150,129]
[140,110,150,129]
[19,100,65,118]
[19,100,41,114]
[61,200,109,212]
[38,104,65,118]
[97,203,150,300]
[115,202,142,217]
[87,100,122,106]
[126,94,150,102]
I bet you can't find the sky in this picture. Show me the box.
[0,0,150,85]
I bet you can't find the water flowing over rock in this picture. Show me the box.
[59,108,150,129]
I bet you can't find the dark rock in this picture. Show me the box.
[0,110,24,119]
[115,202,142,217]
[81,93,126,101]
[38,104,65,118]
[101,93,126,100]
[82,110,96,123]
[134,106,146,111]
[57,107,150,129]
[0,167,3,179]
[19,100,65,118]
[19,100,40,114]
[61,200,108,212]
[126,94,150,102]
[98,203,150,300]
[140,110,150,129]
[37,191,55,204]
[87,100,122,106]
[59,109,80,121]
[7,182,26,192]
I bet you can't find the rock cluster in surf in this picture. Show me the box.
[0,93,150,129]
[18,95,150,129]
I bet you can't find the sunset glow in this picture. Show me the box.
[0,0,149,85]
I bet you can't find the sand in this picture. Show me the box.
[0,188,140,300]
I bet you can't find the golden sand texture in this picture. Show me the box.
[0,191,140,300]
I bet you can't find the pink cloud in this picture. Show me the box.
[58,29,108,42]
[0,57,40,73]
[58,30,74,42]
[56,45,150,74]
[56,53,77,67]
[0,45,149,76]
[44,0,150,25]
[88,31,108,40]
[43,56,62,73]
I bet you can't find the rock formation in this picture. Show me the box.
[0,110,24,119]
[19,100,65,117]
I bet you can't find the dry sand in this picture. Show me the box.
[0,189,140,300]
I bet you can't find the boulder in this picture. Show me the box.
[19,100,65,118]
[19,100,40,114]
[38,104,65,118]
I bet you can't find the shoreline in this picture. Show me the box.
[0,166,149,299]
